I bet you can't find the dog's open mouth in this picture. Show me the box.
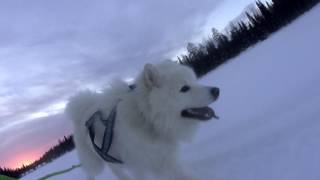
[181,106,219,121]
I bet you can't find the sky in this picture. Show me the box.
[0,0,256,168]
[21,5,320,179]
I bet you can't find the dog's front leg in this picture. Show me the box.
[150,158,195,180]
[108,164,131,180]
[163,159,196,180]
[131,168,147,180]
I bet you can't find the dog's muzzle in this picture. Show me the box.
[181,87,220,121]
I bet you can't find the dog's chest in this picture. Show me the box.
[112,115,177,166]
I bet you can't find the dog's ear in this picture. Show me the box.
[143,63,161,89]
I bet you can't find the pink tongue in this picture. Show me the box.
[182,107,219,120]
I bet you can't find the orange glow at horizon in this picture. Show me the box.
[1,135,67,169]
[4,150,42,169]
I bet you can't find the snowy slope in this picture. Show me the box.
[21,152,118,179]
[22,5,320,180]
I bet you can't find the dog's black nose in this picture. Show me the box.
[211,87,220,99]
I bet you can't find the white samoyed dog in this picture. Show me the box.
[66,61,220,180]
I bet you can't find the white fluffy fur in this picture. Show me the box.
[66,61,218,180]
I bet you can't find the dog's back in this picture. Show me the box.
[65,80,132,179]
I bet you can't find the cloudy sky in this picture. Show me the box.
[0,0,256,168]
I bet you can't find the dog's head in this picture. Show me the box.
[136,61,220,140]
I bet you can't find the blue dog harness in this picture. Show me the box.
[85,84,136,164]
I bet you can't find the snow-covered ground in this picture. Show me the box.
[22,5,320,180]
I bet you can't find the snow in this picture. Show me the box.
[21,152,117,179]
[22,5,320,180]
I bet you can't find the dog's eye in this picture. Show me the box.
[180,85,190,93]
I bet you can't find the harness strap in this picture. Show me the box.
[85,84,136,164]
[85,106,123,164]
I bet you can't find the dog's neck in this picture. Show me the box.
[123,91,177,144]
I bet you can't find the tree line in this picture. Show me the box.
[0,135,75,178]
[179,0,319,77]
[1,0,319,178]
